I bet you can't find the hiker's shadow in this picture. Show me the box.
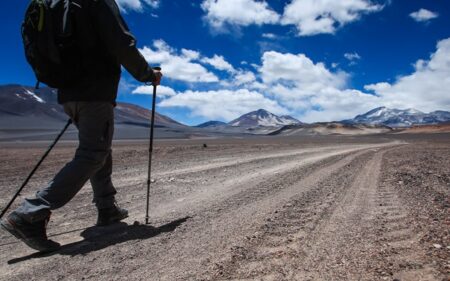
[8,216,190,264]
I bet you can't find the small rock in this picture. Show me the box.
[203,143,208,148]
[433,243,442,249]
[133,221,141,226]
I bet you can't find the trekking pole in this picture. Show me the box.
[0,118,72,220]
[145,67,161,224]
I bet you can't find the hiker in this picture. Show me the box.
[0,0,162,252]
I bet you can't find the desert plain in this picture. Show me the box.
[0,133,449,281]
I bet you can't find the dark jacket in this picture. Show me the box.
[57,0,155,104]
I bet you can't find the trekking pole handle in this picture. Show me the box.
[145,67,162,87]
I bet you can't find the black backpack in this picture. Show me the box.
[22,0,83,89]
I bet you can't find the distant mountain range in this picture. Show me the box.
[1,84,449,140]
[344,107,450,127]
[197,107,450,130]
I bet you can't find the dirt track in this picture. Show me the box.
[0,135,449,281]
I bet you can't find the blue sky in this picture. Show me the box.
[1,0,450,125]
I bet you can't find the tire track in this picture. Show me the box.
[371,169,439,280]
[123,145,396,280]
[205,148,383,281]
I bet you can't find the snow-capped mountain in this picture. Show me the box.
[346,107,450,127]
[228,109,301,127]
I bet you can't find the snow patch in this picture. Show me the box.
[24,89,45,103]
[15,93,26,100]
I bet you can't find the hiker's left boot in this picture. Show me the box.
[0,212,60,252]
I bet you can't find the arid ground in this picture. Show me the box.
[0,134,449,281]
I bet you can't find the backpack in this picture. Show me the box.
[22,0,83,89]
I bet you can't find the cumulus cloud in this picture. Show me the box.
[257,50,380,122]
[410,9,439,22]
[281,0,383,36]
[364,37,450,112]
[159,89,287,121]
[256,38,450,122]
[132,85,176,97]
[140,40,219,83]
[260,51,348,89]
[134,36,450,123]
[201,55,236,72]
[116,0,160,12]
[233,70,257,85]
[201,0,279,31]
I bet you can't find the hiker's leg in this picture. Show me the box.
[90,149,117,209]
[14,102,114,223]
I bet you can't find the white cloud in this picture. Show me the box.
[201,0,279,31]
[140,40,219,83]
[364,37,450,112]
[256,38,450,122]
[281,0,383,36]
[233,70,256,85]
[136,38,450,124]
[143,0,160,8]
[410,9,439,22]
[344,52,361,61]
[181,49,201,60]
[159,89,287,121]
[132,85,176,97]
[257,50,379,122]
[201,55,236,72]
[262,33,277,39]
[260,51,347,89]
[117,0,160,12]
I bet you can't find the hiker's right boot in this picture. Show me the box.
[0,212,60,252]
[96,204,128,226]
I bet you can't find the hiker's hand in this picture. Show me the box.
[153,70,162,86]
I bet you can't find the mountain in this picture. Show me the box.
[345,107,450,127]
[0,84,184,129]
[0,84,194,140]
[194,121,227,128]
[114,102,185,127]
[228,109,301,127]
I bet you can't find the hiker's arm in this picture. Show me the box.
[93,0,156,82]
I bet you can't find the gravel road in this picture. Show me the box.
[0,135,448,281]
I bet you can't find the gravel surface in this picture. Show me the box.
[0,134,448,281]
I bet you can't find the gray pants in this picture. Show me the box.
[15,102,117,223]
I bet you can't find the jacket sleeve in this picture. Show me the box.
[92,0,156,82]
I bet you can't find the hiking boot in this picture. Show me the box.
[96,205,128,226]
[0,212,60,252]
